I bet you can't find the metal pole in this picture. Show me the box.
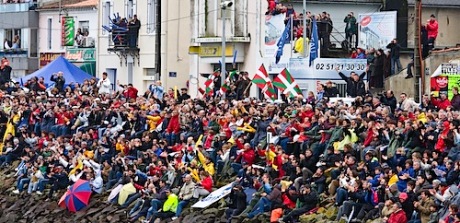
[290,14,293,58]
[221,5,226,99]
[302,0,307,58]
[414,0,421,103]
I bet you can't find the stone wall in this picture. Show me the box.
[384,48,460,99]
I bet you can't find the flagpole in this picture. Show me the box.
[290,14,293,58]
[302,0,307,58]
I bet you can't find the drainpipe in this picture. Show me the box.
[155,0,161,80]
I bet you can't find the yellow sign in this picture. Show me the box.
[189,46,233,57]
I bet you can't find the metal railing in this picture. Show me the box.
[108,32,139,49]
[0,48,28,57]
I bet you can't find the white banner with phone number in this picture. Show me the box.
[313,58,368,79]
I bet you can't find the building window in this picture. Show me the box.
[4,29,21,49]
[79,21,90,34]
[212,63,238,72]
[30,29,38,57]
[146,0,156,34]
[102,1,112,35]
[126,0,137,19]
[47,18,52,50]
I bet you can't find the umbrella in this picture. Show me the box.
[59,179,92,212]
[118,183,136,205]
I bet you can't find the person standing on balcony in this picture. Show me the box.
[426,14,438,50]
[0,57,12,86]
[128,15,141,48]
[344,12,358,50]
[386,38,402,76]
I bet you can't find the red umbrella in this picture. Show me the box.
[58,179,92,212]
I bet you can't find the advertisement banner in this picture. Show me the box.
[191,183,234,209]
[312,58,368,80]
[61,17,75,46]
[289,58,309,79]
[265,14,286,58]
[358,11,397,50]
[65,48,96,62]
[39,53,65,68]
[430,63,460,99]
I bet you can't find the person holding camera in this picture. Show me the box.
[225,184,247,223]
[50,72,66,94]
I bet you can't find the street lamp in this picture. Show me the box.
[220,0,233,99]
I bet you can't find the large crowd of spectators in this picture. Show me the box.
[0,60,460,223]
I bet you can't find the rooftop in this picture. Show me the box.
[38,0,97,10]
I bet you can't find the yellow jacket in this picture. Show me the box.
[388,174,398,186]
[3,113,20,141]
[197,149,215,176]
[146,115,162,131]
[294,37,309,55]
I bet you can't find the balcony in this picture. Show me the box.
[107,33,140,66]
[0,48,28,57]
[0,2,36,12]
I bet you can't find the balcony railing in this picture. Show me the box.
[107,32,139,50]
[0,2,36,12]
[0,48,28,57]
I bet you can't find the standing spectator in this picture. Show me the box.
[149,80,164,101]
[372,49,385,88]
[123,83,138,101]
[431,93,451,110]
[235,72,251,100]
[318,12,333,56]
[387,38,402,75]
[225,185,247,223]
[324,80,339,98]
[97,72,112,95]
[426,14,438,50]
[336,67,367,98]
[451,87,460,111]
[344,12,358,49]
[128,15,141,48]
[0,57,12,85]
[50,72,66,93]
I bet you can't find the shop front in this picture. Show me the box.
[65,48,96,76]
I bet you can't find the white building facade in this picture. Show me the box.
[97,0,159,92]
[38,0,98,74]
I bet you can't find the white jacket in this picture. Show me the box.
[97,78,112,95]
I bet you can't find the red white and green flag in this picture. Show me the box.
[273,68,302,97]
[204,74,215,96]
[220,70,237,95]
[252,64,276,100]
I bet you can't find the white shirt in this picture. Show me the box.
[97,78,112,95]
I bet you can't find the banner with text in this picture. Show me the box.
[191,183,234,209]
[430,63,460,100]
[61,17,75,46]
[265,14,286,58]
[358,11,397,50]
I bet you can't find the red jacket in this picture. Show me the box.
[426,20,438,39]
[200,176,213,192]
[124,87,138,99]
[431,97,451,110]
[387,209,407,223]
[166,114,180,134]
[236,148,255,166]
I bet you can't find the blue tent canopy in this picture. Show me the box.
[18,56,94,86]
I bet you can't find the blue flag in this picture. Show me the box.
[275,18,291,64]
[309,17,319,66]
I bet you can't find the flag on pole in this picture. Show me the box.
[232,50,238,68]
[252,64,276,100]
[273,68,302,97]
[204,75,215,96]
[220,70,237,95]
[275,18,292,64]
[309,17,319,66]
